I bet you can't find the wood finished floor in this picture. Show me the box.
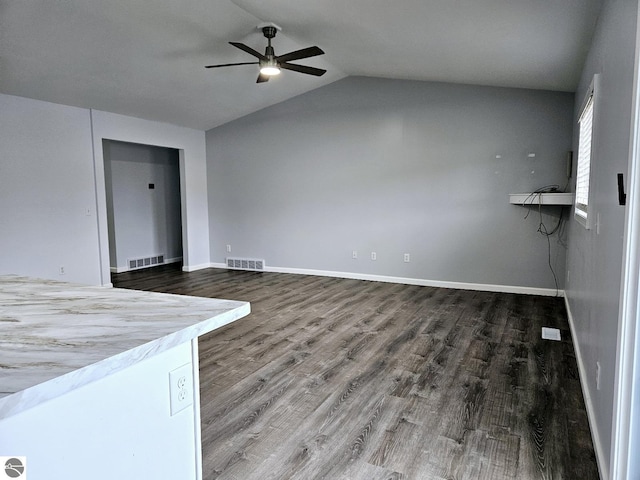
[113,264,599,480]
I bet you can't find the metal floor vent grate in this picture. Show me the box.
[128,254,164,271]
[226,257,265,272]
[541,327,561,341]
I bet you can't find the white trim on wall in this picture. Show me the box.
[182,263,211,273]
[610,5,640,478]
[565,296,608,480]
[209,262,563,297]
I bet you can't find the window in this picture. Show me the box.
[575,76,597,227]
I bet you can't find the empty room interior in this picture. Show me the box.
[1,0,640,479]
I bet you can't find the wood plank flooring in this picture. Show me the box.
[113,264,599,480]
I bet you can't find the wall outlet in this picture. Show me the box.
[169,363,193,416]
[226,244,232,253]
[371,252,377,261]
[59,266,65,275]
[352,250,358,259]
[596,361,601,390]
[403,253,410,263]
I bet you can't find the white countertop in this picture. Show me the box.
[0,275,250,419]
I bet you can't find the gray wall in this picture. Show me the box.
[103,140,182,271]
[0,93,212,285]
[0,94,102,285]
[207,77,574,290]
[564,0,639,475]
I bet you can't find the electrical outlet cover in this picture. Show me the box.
[169,363,193,416]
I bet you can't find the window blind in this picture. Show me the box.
[575,94,594,219]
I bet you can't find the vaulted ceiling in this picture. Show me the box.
[0,0,602,130]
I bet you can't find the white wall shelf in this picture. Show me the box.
[509,192,574,206]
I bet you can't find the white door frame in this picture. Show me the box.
[611,6,640,479]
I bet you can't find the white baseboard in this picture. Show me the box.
[182,263,210,273]
[564,295,608,480]
[110,256,182,274]
[209,263,563,297]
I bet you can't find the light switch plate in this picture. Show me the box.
[169,363,193,416]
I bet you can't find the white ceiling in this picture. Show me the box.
[0,0,602,131]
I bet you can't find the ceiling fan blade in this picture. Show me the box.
[280,62,327,77]
[229,42,267,61]
[276,46,324,64]
[257,73,270,83]
[205,62,258,69]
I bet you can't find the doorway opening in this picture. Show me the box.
[102,140,183,273]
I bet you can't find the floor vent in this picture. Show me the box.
[542,327,561,341]
[226,257,265,271]
[128,254,165,271]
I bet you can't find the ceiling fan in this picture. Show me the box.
[205,23,326,83]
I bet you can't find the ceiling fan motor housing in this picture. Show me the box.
[262,25,278,39]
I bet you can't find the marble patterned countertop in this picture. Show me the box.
[0,275,250,419]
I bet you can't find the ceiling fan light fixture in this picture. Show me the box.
[259,64,281,76]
